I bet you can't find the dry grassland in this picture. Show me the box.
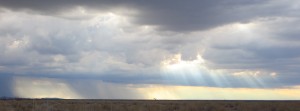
[0,99,299,111]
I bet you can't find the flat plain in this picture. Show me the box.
[0,99,299,111]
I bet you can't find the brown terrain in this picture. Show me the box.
[0,99,299,111]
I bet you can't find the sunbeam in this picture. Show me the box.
[160,53,279,89]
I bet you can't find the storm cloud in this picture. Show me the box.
[0,0,300,99]
[1,0,297,31]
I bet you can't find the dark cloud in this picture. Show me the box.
[0,0,287,31]
[0,0,124,14]
[130,0,272,31]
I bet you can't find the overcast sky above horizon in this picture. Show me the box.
[1,0,300,99]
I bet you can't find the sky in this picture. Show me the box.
[0,0,300,100]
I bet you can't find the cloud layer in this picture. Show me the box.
[1,0,300,99]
